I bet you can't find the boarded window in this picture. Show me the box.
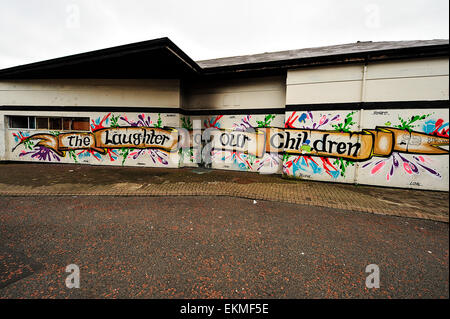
[62,117,90,131]
[72,118,90,131]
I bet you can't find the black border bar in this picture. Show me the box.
[0,100,448,115]
[286,100,449,111]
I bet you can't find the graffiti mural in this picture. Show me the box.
[283,109,449,190]
[11,113,180,167]
[182,113,285,173]
[283,110,359,179]
[358,110,449,189]
[8,108,449,190]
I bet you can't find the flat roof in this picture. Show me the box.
[198,39,449,68]
[0,38,448,79]
[198,39,449,74]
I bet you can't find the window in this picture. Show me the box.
[9,116,90,131]
[72,118,90,131]
[63,118,71,130]
[9,116,35,129]
[36,117,49,129]
[62,117,90,131]
[49,118,62,130]
[29,117,36,129]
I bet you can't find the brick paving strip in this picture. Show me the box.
[0,182,447,223]
[0,163,449,223]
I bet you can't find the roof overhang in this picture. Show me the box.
[0,38,448,79]
[0,37,202,79]
[198,40,450,75]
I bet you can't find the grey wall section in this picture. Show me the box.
[183,75,286,110]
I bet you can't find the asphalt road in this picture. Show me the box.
[0,196,448,298]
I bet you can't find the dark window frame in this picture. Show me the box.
[8,116,35,129]
[7,115,91,132]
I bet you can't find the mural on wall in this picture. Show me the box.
[361,113,449,181]
[282,110,449,188]
[177,111,448,180]
[11,113,177,166]
[9,108,449,190]
[211,114,283,172]
[283,111,358,178]
[179,114,285,173]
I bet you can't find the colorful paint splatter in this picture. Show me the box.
[13,113,170,166]
[283,111,350,178]
[363,116,448,180]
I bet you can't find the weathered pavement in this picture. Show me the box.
[0,163,448,222]
[0,196,448,299]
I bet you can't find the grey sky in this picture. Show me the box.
[0,0,448,69]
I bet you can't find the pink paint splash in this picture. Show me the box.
[363,152,442,180]
[120,113,152,127]
[431,119,449,137]
[204,115,223,129]
[371,161,386,175]
[91,113,111,131]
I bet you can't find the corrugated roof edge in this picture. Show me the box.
[197,39,449,73]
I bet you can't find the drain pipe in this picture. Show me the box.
[361,61,368,102]
[354,59,369,185]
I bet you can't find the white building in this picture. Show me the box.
[0,38,448,190]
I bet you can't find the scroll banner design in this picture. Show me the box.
[14,126,449,161]
[279,127,449,161]
[16,127,179,156]
[207,127,449,161]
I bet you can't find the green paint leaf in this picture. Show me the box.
[155,113,163,128]
[110,114,120,128]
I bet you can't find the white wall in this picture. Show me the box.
[183,75,286,110]
[1,58,448,191]
[284,57,449,191]
[3,111,181,167]
[0,79,181,107]
[287,64,364,104]
[286,58,449,104]
[0,79,182,162]
[364,59,449,101]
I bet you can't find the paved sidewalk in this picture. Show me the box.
[1,196,448,298]
[0,162,448,222]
